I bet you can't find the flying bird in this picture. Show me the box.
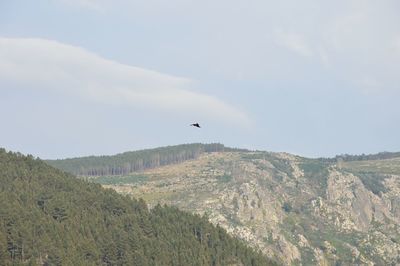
[190,123,201,128]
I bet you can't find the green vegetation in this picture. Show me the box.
[356,173,388,195]
[335,152,400,162]
[339,157,400,195]
[299,159,330,190]
[216,174,233,183]
[241,152,294,178]
[47,143,245,177]
[282,202,293,213]
[341,157,400,175]
[92,174,148,185]
[282,215,362,265]
[0,148,275,265]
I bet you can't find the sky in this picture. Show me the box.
[1,0,399,159]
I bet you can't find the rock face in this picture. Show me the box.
[103,152,400,265]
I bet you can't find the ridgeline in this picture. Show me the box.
[46,143,246,176]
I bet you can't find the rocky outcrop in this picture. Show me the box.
[103,152,400,265]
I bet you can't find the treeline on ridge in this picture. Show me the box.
[0,148,274,265]
[46,143,245,176]
[316,151,400,163]
[335,151,400,162]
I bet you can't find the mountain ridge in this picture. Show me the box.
[46,143,400,178]
[71,147,400,265]
[46,143,248,176]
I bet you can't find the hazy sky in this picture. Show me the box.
[1,0,399,159]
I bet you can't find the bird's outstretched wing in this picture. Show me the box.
[190,123,201,128]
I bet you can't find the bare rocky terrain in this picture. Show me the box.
[98,151,400,265]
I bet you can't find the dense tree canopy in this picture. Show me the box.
[0,148,274,265]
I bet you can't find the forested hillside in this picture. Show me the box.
[0,148,274,265]
[46,143,243,176]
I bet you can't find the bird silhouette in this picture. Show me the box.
[190,123,201,128]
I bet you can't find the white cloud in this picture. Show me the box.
[0,37,251,127]
[274,29,313,57]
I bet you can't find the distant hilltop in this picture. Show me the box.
[46,143,400,177]
[46,143,248,176]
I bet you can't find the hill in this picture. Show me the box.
[0,148,275,265]
[69,148,400,265]
[46,143,245,176]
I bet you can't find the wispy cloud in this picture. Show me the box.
[274,29,313,57]
[0,37,251,126]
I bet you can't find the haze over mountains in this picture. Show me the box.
[47,144,400,265]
